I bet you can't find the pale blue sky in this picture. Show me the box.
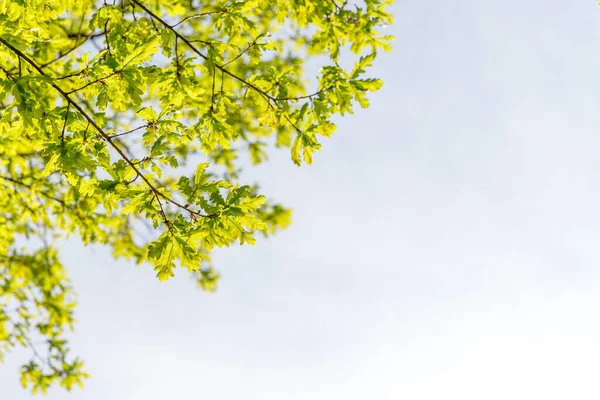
[5,0,600,398]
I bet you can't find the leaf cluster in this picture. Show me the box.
[0,0,393,392]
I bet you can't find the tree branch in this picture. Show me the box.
[0,37,214,221]
[128,0,310,134]
[129,0,275,104]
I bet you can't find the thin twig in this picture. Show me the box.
[221,39,257,68]
[108,124,147,139]
[65,69,121,95]
[61,103,70,141]
[275,86,333,101]
[172,10,228,27]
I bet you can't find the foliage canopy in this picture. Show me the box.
[0,0,392,393]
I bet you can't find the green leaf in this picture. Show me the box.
[155,262,175,282]
[352,78,384,92]
[147,233,171,260]
[291,135,302,165]
[136,107,158,121]
[226,185,251,205]
[98,180,119,191]
[194,162,210,185]
[209,189,226,206]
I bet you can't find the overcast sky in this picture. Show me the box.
[5,0,600,398]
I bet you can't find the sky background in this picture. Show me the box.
[5,0,600,398]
